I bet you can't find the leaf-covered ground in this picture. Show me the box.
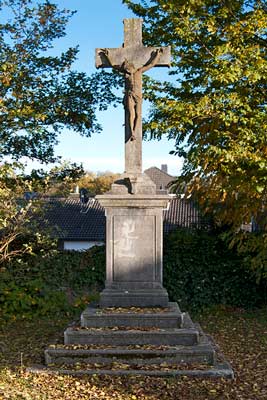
[0,307,267,399]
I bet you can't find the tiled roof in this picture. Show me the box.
[144,167,174,194]
[163,197,212,234]
[45,196,211,242]
[45,197,105,241]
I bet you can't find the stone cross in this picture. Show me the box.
[96,19,171,175]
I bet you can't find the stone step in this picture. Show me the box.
[36,322,234,379]
[81,302,183,328]
[30,361,234,378]
[45,343,215,366]
[37,301,233,379]
[64,327,199,346]
[100,288,169,308]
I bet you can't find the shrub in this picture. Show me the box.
[0,275,68,319]
[2,230,266,319]
[0,246,105,319]
[34,245,106,292]
[163,229,266,311]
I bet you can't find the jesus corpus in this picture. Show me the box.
[99,48,163,141]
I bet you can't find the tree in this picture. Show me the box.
[0,0,121,162]
[0,159,86,264]
[77,171,119,195]
[124,0,267,277]
[26,161,85,196]
[0,1,122,267]
[0,163,50,264]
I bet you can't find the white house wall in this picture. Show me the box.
[63,241,104,251]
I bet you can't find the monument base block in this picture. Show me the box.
[99,288,169,307]
[96,190,170,308]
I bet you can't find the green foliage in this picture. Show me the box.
[0,160,86,263]
[26,160,86,196]
[0,0,121,162]
[0,245,105,319]
[0,162,55,264]
[35,245,106,292]
[0,277,68,319]
[77,171,119,195]
[2,228,265,319]
[124,0,267,274]
[222,229,267,283]
[0,160,105,318]
[163,229,266,311]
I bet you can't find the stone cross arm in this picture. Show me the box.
[95,19,171,71]
[95,46,171,70]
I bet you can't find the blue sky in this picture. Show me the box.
[27,0,183,176]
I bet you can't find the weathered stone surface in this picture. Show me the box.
[95,19,172,307]
[95,46,171,70]
[95,20,171,70]
[97,194,169,307]
[81,302,182,328]
[96,193,169,208]
[45,343,215,366]
[110,172,156,195]
[64,327,199,346]
[99,289,169,308]
[41,301,233,378]
[29,363,234,378]
[39,323,233,378]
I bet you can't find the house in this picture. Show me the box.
[45,196,105,250]
[43,164,212,250]
[163,196,212,234]
[45,195,212,250]
[144,164,174,194]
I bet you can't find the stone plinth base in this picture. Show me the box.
[99,288,169,307]
[81,301,182,328]
[41,302,234,378]
[96,191,170,308]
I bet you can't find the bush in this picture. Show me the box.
[0,275,68,319]
[35,245,106,291]
[0,246,105,319]
[2,230,266,319]
[163,229,266,311]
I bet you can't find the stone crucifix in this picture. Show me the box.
[96,19,171,175]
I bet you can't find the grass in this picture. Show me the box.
[0,306,267,399]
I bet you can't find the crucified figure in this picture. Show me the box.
[99,48,163,141]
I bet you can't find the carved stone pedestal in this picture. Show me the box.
[97,192,169,307]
